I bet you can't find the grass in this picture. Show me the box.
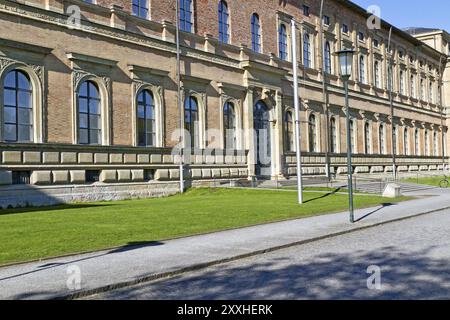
[0,188,411,266]
[402,176,447,187]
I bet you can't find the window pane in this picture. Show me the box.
[138,119,145,145]
[18,124,31,142]
[89,129,100,145]
[132,5,139,16]
[79,82,88,97]
[147,133,155,146]
[4,71,15,88]
[4,89,16,106]
[89,100,100,115]
[89,83,99,98]
[79,113,88,129]
[18,91,32,108]
[89,115,100,130]
[18,108,32,125]
[138,105,145,119]
[79,128,88,144]
[146,119,154,133]
[138,92,144,103]
[79,98,88,113]
[4,124,17,141]
[4,106,16,123]
[17,72,31,90]
[146,106,154,119]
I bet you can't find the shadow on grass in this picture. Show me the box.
[0,241,164,282]
[0,203,114,217]
[304,188,344,203]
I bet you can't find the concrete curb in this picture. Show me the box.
[58,205,450,300]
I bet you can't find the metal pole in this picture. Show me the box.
[387,27,397,181]
[292,19,303,204]
[319,0,330,180]
[344,78,354,223]
[439,55,446,172]
[175,0,184,193]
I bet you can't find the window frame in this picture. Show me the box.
[2,69,34,143]
[218,0,230,44]
[251,13,262,53]
[179,0,194,33]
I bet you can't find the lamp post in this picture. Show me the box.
[291,19,303,204]
[335,48,356,223]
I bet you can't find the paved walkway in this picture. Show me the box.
[1,186,449,300]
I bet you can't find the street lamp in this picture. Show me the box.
[335,48,355,223]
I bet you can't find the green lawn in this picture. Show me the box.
[402,176,447,187]
[0,188,411,266]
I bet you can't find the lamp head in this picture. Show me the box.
[334,48,355,80]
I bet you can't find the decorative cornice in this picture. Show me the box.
[67,52,117,67]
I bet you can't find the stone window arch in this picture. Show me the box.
[223,100,236,150]
[308,113,318,153]
[284,109,295,152]
[132,83,164,148]
[364,121,371,154]
[183,91,206,149]
[330,116,338,153]
[73,73,111,145]
[0,62,44,143]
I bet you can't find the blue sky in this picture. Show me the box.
[352,0,450,31]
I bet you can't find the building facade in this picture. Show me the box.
[0,0,448,206]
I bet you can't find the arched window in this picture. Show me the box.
[137,89,155,147]
[374,61,380,88]
[350,120,355,153]
[324,41,332,74]
[303,34,311,68]
[2,69,33,142]
[279,24,288,61]
[184,95,199,148]
[425,130,430,156]
[400,71,405,95]
[387,65,393,91]
[404,128,409,155]
[379,124,385,154]
[308,114,317,152]
[415,128,420,155]
[330,117,337,153]
[223,102,236,150]
[179,0,193,32]
[285,111,294,152]
[251,13,261,53]
[359,55,365,84]
[393,126,398,155]
[434,131,439,156]
[420,79,425,101]
[78,80,101,145]
[364,122,371,154]
[429,81,433,103]
[218,0,230,44]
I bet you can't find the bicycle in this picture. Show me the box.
[439,175,450,189]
